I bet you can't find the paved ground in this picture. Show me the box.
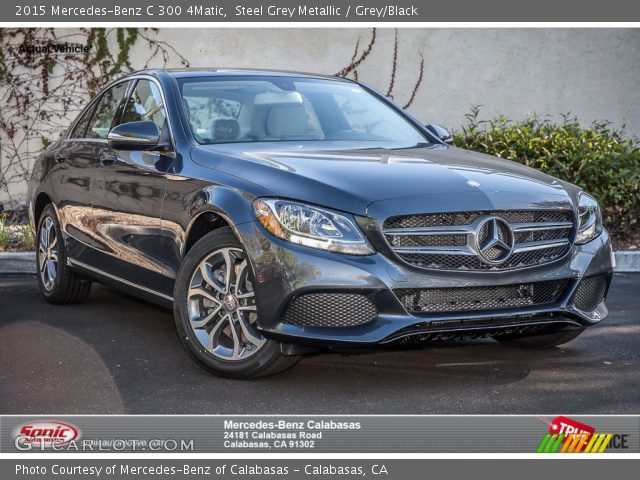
[0,273,638,415]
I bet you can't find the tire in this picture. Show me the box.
[173,227,300,379]
[494,326,585,349]
[36,204,92,304]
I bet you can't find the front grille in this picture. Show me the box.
[395,279,569,314]
[400,245,568,271]
[385,210,571,229]
[390,234,467,248]
[383,210,574,271]
[571,275,610,311]
[283,293,377,328]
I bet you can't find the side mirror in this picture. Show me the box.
[425,123,454,145]
[108,121,161,151]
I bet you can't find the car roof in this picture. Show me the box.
[127,68,353,82]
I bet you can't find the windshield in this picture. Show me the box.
[178,76,429,146]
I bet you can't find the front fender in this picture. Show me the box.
[163,145,273,260]
[168,183,261,263]
[198,184,257,226]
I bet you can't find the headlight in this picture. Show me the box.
[575,192,603,244]
[253,198,374,255]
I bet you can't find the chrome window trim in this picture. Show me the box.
[62,138,108,145]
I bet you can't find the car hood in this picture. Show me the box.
[192,142,578,218]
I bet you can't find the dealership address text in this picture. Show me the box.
[223,420,361,450]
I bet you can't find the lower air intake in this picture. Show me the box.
[283,293,377,328]
[571,275,610,311]
[395,279,569,314]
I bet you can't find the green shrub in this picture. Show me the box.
[453,107,640,238]
[0,212,34,251]
[19,224,35,250]
[0,218,9,248]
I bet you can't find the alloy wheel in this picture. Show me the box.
[187,247,265,361]
[38,216,58,291]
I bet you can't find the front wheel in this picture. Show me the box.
[173,228,300,379]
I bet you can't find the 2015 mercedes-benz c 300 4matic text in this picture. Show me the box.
[28,69,614,378]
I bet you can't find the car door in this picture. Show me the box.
[49,81,131,263]
[90,78,174,296]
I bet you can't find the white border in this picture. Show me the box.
[1,22,638,461]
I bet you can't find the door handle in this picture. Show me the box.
[54,153,67,163]
[99,152,119,166]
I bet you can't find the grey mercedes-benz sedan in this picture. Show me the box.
[28,69,614,378]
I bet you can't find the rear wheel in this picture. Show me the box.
[494,326,585,349]
[36,204,91,304]
[174,228,300,379]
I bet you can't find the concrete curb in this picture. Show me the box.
[1,251,639,274]
[0,252,36,274]
[614,251,640,272]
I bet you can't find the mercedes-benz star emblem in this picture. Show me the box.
[475,216,514,264]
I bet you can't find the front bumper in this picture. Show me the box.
[236,220,613,347]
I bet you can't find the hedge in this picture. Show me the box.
[453,108,640,238]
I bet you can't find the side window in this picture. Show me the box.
[69,103,97,139]
[119,80,167,131]
[86,82,130,139]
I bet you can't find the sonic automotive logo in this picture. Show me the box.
[14,421,80,449]
[13,421,194,451]
[537,416,628,453]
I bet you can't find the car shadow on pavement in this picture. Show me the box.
[1,274,638,414]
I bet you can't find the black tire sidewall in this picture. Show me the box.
[173,228,285,378]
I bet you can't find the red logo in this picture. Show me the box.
[15,421,80,447]
[549,416,595,443]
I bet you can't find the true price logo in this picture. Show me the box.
[549,416,596,441]
[537,416,627,453]
[14,421,80,448]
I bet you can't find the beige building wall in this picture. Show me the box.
[2,28,639,206]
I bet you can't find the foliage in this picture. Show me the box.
[0,213,34,251]
[0,28,189,207]
[336,28,424,109]
[454,107,640,237]
[19,221,34,249]
[0,218,9,248]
